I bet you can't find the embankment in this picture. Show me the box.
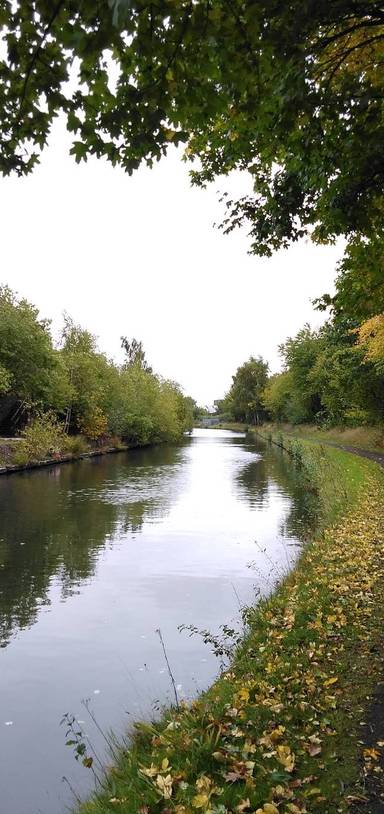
[260,422,384,456]
[0,440,132,477]
[78,435,384,814]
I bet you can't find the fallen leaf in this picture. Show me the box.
[276,745,295,772]
[306,743,322,757]
[192,793,209,808]
[324,677,338,687]
[363,748,381,761]
[236,798,251,812]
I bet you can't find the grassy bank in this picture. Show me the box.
[260,422,384,454]
[254,429,373,529]
[0,434,130,475]
[77,437,384,814]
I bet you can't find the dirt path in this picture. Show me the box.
[324,442,384,469]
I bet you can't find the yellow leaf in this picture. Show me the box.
[237,687,250,704]
[276,745,295,772]
[363,748,381,761]
[304,787,322,797]
[192,793,210,808]
[196,775,213,792]
[324,677,338,687]
[270,726,286,742]
[140,763,158,777]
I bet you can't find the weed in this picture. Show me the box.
[155,628,180,711]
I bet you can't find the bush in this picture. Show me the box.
[64,435,89,456]
[14,412,66,464]
[121,414,154,445]
[344,408,372,427]
[78,406,108,442]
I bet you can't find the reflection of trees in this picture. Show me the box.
[234,437,320,539]
[234,454,269,508]
[0,445,186,647]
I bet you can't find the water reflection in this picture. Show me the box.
[0,445,186,647]
[235,437,320,536]
[0,429,319,814]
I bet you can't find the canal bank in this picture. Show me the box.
[77,435,384,814]
[0,441,131,476]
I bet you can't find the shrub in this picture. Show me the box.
[14,412,66,464]
[344,407,372,427]
[78,406,108,442]
[64,435,89,456]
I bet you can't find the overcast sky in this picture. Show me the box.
[0,121,342,405]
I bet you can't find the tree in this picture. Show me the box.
[227,356,269,424]
[262,372,292,423]
[60,315,119,434]
[180,395,197,426]
[0,364,11,396]
[263,321,384,426]
[110,364,192,442]
[315,233,384,325]
[356,314,384,373]
[279,326,323,423]
[1,2,383,254]
[0,284,66,407]
[121,337,152,372]
[0,284,196,443]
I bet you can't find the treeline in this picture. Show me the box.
[0,285,193,451]
[217,243,384,428]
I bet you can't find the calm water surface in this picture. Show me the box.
[0,429,316,814]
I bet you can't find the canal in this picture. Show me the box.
[0,429,317,813]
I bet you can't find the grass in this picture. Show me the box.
[254,429,370,528]
[76,437,384,814]
[261,422,384,454]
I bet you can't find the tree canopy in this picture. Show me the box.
[1,2,384,254]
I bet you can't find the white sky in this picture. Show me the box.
[0,121,342,405]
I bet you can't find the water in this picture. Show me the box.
[0,429,317,814]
